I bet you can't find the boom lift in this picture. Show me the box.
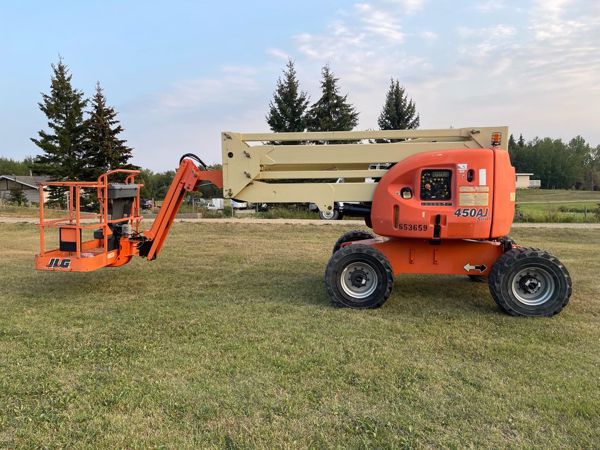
[35,127,572,316]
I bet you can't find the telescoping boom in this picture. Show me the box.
[35,127,572,317]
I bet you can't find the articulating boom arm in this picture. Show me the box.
[139,156,223,261]
[221,127,508,214]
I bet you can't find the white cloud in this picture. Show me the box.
[125,0,600,170]
[475,0,505,12]
[157,66,260,111]
[530,0,586,41]
[355,3,405,42]
[536,0,570,16]
[267,48,289,60]
[420,31,437,42]
[458,24,515,39]
[287,0,599,146]
[385,0,425,14]
[121,66,269,168]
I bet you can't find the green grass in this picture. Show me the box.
[0,205,65,218]
[515,202,600,223]
[250,207,320,220]
[1,224,600,448]
[515,190,600,223]
[516,189,600,203]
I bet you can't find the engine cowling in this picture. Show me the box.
[370,148,515,240]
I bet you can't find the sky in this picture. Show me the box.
[1,0,599,171]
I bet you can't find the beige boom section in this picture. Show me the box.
[221,127,508,213]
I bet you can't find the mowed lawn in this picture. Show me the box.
[515,189,600,223]
[516,189,600,203]
[1,222,599,448]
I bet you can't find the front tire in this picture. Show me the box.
[488,248,572,317]
[325,244,393,308]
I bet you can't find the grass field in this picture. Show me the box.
[1,222,599,448]
[0,205,65,218]
[516,189,600,203]
[515,190,600,223]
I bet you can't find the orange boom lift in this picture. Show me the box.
[35,128,572,317]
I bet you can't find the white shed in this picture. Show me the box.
[515,173,541,189]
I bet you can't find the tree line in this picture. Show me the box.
[0,157,35,176]
[266,60,419,134]
[5,58,599,207]
[508,134,600,190]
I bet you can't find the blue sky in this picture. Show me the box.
[1,0,599,170]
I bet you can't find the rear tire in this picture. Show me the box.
[332,230,375,254]
[488,247,572,317]
[325,244,393,308]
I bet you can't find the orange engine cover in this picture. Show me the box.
[370,148,515,240]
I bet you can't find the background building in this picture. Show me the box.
[0,175,48,204]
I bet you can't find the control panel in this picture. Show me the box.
[420,169,452,201]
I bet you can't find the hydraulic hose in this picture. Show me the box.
[179,153,208,170]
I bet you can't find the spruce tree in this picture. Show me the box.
[508,134,517,151]
[31,58,87,205]
[83,82,134,180]
[306,66,359,135]
[518,133,525,147]
[508,133,520,168]
[266,59,309,134]
[377,78,419,131]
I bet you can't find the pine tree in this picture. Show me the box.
[31,58,87,205]
[306,66,359,135]
[518,133,525,147]
[508,134,517,151]
[82,82,134,180]
[266,59,309,134]
[377,79,419,132]
[508,133,520,169]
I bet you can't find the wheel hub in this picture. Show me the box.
[520,275,542,294]
[349,268,369,288]
[340,262,378,299]
[511,267,555,306]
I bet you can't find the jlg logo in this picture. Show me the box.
[47,258,71,269]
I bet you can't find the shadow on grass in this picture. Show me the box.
[267,270,500,316]
[9,265,141,303]
[13,261,500,317]
[387,274,499,316]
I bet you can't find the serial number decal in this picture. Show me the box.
[454,208,489,219]
[397,223,428,232]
